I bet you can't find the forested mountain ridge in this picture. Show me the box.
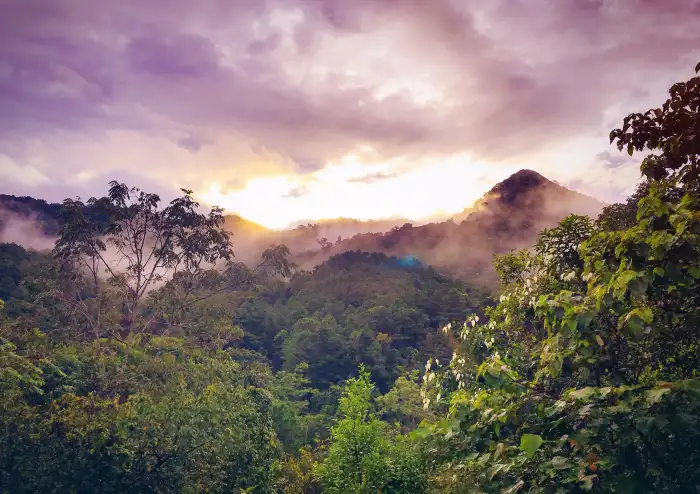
[1,243,486,392]
[1,169,605,289]
[0,194,63,236]
[310,169,605,287]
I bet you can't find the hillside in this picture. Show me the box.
[286,217,409,239]
[0,194,63,249]
[230,250,487,391]
[299,169,605,287]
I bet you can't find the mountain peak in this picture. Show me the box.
[485,169,552,202]
[464,168,603,226]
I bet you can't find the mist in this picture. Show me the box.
[281,170,606,289]
[0,208,57,252]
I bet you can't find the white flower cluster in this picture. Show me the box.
[448,350,468,390]
[422,358,442,408]
[561,270,577,282]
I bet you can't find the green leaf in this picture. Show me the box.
[645,387,670,406]
[564,317,578,334]
[622,307,653,333]
[519,433,543,458]
[695,61,700,73]
[615,270,637,290]
[637,307,653,323]
[570,387,596,401]
[689,266,700,279]
[578,310,595,329]
[412,426,432,439]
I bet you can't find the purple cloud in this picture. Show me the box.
[0,0,698,206]
[126,34,221,78]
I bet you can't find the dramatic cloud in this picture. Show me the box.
[1,0,699,224]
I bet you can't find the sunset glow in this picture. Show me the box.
[200,154,504,229]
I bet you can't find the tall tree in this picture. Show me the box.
[51,181,293,340]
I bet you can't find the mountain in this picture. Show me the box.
[297,170,605,287]
[463,169,603,227]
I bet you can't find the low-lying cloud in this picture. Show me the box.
[0,209,56,251]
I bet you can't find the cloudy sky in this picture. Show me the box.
[1,0,699,228]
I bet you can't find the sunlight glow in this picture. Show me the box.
[199,153,502,230]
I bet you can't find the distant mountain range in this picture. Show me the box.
[1,169,605,288]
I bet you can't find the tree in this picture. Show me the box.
[596,180,685,233]
[609,63,700,187]
[0,327,281,493]
[282,314,354,389]
[50,182,294,341]
[316,237,333,251]
[316,366,427,493]
[422,193,700,492]
[377,371,434,431]
[535,215,594,276]
[52,182,233,339]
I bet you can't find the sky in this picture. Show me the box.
[1,0,699,229]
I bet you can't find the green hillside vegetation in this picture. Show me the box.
[0,63,699,492]
[234,250,486,391]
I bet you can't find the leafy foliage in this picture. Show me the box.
[610,64,700,187]
[233,251,486,391]
[316,366,428,493]
[0,331,280,492]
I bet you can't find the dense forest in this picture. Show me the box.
[1,64,699,493]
